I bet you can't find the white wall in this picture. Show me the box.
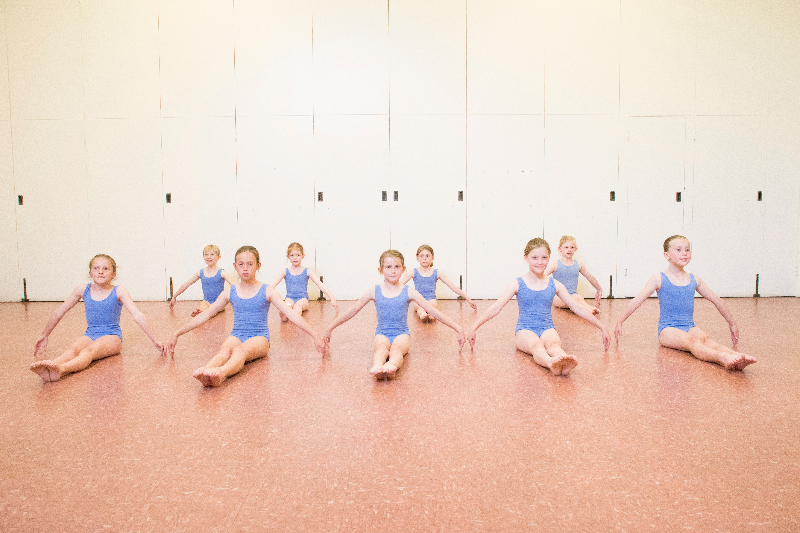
[1,0,798,300]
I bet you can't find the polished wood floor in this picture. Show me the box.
[1,297,798,532]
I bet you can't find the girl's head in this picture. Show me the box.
[89,254,117,283]
[663,235,689,252]
[378,249,406,281]
[287,242,305,265]
[234,245,261,278]
[558,235,577,258]
[204,244,220,256]
[523,238,550,257]
[203,244,221,264]
[416,244,434,267]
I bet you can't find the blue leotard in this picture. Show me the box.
[229,284,270,342]
[375,285,410,344]
[552,259,580,294]
[657,272,696,335]
[514,277,556,336]
[413,268,438,301]
[84,284,123,341]
[285,268,309,301]
[200,268,225,303]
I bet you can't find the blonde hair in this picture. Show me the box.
[558,235,576,247]
[416,244,434,266]
[523,238,550,256]
[89,254,117,273]
[663,235,689,252]
[287,242,304,256]
[235,245,260,264]
[203,244,220,256]
[379,249,405,268]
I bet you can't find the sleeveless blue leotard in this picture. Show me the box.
[285,268,309,301]
[552,259,580,294]
[200,268,225,303]
[413,268,438,301]
[375,285,410,344]
[84,284,123,341]
[657,272,696,335]
[229,284,270,342]
[515,277,557,336]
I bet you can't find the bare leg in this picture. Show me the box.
[515,329,578,376]
[382,334,411,377]
[553,294,598,315]
[30,335,121,382]
[659,327,757,371]
[192,300,211,317]
[280,298,295,322]
[410,301,429,321]
[292,298,310,317]
[194,336,270,387]
[371,335,392,377]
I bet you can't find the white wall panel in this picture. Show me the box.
[234,0,313,117]
[159,2,235,118]
[312,0,389,115]
[162,118,238,301]
[544,0,619,115]
[6,0,83,120]
[235,116,315,297]
[467,115,543,298]
[389,0,465,115]
[84,119,164,300]
[619,117,689,297]
[14,120,89,300]
[767,0,800,115]
[542,115,619,298]
[314,115,390,299]
[0,121,19,301]
[762,116,800,296]
[693,116,767,296]
[467,0,544,115]
[620,0,695,117]
[0,4,10,121]
[695,1,772,116]
[82,0,160,119]
[389,115,466,299]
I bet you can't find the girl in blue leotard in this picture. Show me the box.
[31,254,164,382]
[323,250,465,379]
[544,236,603,315]
[167,246,325,387]
[399,244,477,322]
[614,235,757,371]
[170,244,237,317]
[467,238,610,376]
[270,242,338,322]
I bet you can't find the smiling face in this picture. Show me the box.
[664,237,691,267]
[558,240,577,259]
[524,246,550,274]
[234,251,260,280]
[89,257,116,285]
[203,249,220,265]
[288,250,304,267]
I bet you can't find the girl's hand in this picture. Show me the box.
[33,335,48,360]
[595,289,602,309]
[467,298,477,311]
[313,334,327,355]
[466,328,477,348]
[153,339,165,354]
[730,324,740,348]
[169,297,176,311]
[166,334,179,357]
[456,327,466,352]
[614,322,623,344]
[600,326,610,351]
[322,328,332,346]
[330,299,339,314]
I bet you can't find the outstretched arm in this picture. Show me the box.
[544,261,558,277]
[268,270,286,291]
[409,288,465,350]
[267,287,326,354]
[579,263,603,308]
[117,287,163,353]
[437,272,477,311]
[554,280,609,350]
[170,272,201,310]
[323,288,374,344]
[467,280,518,347]
[614,273,660,343]
[221,270,237,285]
[695,276,739,347]
[34,284,84,360]
[399,271,414,286]
[307,269,338,313]
[166,288,231,356]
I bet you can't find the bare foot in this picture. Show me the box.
[370,363,385,379]
[550,354,578,376]
[191,307,202,317]
[195,368,225,387]
[724,353,757,371]
[30,360,63,382]
[279,312,289,323]
[590,306,600,315]
[381,362,398,378]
